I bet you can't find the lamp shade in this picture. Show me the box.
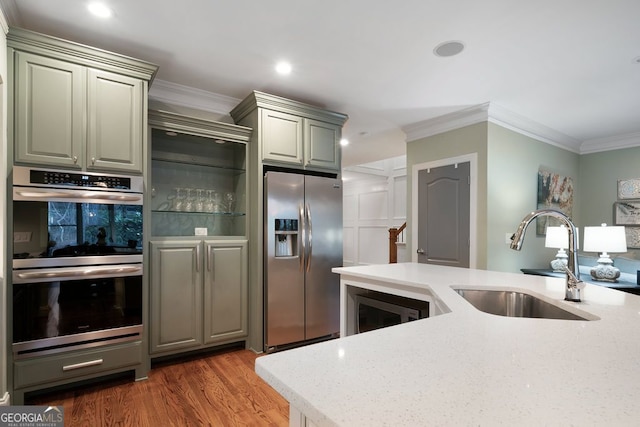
[545,225,569,249]
[583,223,627,253]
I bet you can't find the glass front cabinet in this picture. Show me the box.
[147,110,252,357]
[148,111,251,237]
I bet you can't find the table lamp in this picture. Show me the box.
[583,223,627,282]
[545,225,572,272]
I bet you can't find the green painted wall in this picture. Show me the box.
[486,123,579,272]
[579,147,640,260]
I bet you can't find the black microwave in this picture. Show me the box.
[355,292,429,334]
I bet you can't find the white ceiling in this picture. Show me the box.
[2,0,639,166]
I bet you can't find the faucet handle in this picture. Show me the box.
[560,263,583,286]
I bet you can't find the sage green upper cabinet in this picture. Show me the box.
[86,69,144,172]
[231,91,348,173]
[261,109,304,166]
[7,27,157,173]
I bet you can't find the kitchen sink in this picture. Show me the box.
[453,288,591,321]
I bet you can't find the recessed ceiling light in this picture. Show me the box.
[87,2,112,18]
[433,40,465,57]
[165,131,177,137]
[340,138,349,147]
[275,61,292,75]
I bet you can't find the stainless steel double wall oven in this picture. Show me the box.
[11,166,144,359]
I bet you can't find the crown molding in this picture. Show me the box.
[149,79,241,115]
[0,0,20,31]
[580,131,640,154]
[403,102,582,152]
[402,103,491,143]
[487,103,582,153]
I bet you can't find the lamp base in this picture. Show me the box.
[590,255,620,282]
[550,251,568,272]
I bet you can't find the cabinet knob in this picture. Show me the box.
[73,155,78,164]
[91,157,96,165]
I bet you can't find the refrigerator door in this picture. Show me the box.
[304,175,342,340]
[264,172,305,348]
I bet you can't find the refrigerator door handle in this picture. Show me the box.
[299,203,305,272]
[306,203,313,272]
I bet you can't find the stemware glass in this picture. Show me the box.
[224,192,235,213]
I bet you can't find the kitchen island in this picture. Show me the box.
[255,263,640,426]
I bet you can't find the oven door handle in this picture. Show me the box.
[14,188,143,203]
[14,265,142,282]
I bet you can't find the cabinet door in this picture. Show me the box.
[304,118,341,172]
[261,109,304,166]
[14,51,85,169]
[149,240,203,354]
[203,240,248,344]
[87,69,143,173]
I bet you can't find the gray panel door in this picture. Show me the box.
[304,175,342,340]
[264,172,305,348]
[417,163,470,267]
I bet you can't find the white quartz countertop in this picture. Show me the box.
[255,263,640,426]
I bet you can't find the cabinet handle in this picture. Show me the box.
[72,155,78,164]
[195,244,201,272]
[62,359,103,371]
[207,245,214,272]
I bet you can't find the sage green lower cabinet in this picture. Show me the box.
[12,341,144,405]
[149,239,248,356]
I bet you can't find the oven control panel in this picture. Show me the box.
[12,166,143,193]
[30,169,131,189]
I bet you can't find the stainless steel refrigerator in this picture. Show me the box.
[264,171,342,352]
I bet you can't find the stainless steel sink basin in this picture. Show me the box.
[454,288,590,321]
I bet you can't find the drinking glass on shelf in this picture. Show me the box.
[185,188,196,212]
[224,192,235,213]
[212,191,222,213]
[195,188,205,212]
[204,189,215,213]
[173,188,186,211]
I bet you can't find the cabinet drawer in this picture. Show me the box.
[14,341,142,389]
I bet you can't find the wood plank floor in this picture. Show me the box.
[27,346,289,426]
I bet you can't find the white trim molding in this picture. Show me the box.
[149,79,241,115]
[0,392,9,406]
[580,131,640,154]
[403,102,582,153]
[402,102,640,155]
[411,153,478,268]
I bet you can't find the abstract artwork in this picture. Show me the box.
[536,168,574,235]
[617,179,640,200]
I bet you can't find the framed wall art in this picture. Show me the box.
[617,178,640,200]
[624,226,640,249]
[614,201,640,225]
[536,168,574,235]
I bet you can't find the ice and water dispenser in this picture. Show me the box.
[275,219,298,257]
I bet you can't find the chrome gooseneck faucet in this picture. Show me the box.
[510,209,583,302]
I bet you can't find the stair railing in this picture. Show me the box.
[388,222,407,263]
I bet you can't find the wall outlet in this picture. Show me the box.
[14,231,32,243]
[194,227,208,236]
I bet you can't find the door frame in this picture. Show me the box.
[411,153,478,267]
